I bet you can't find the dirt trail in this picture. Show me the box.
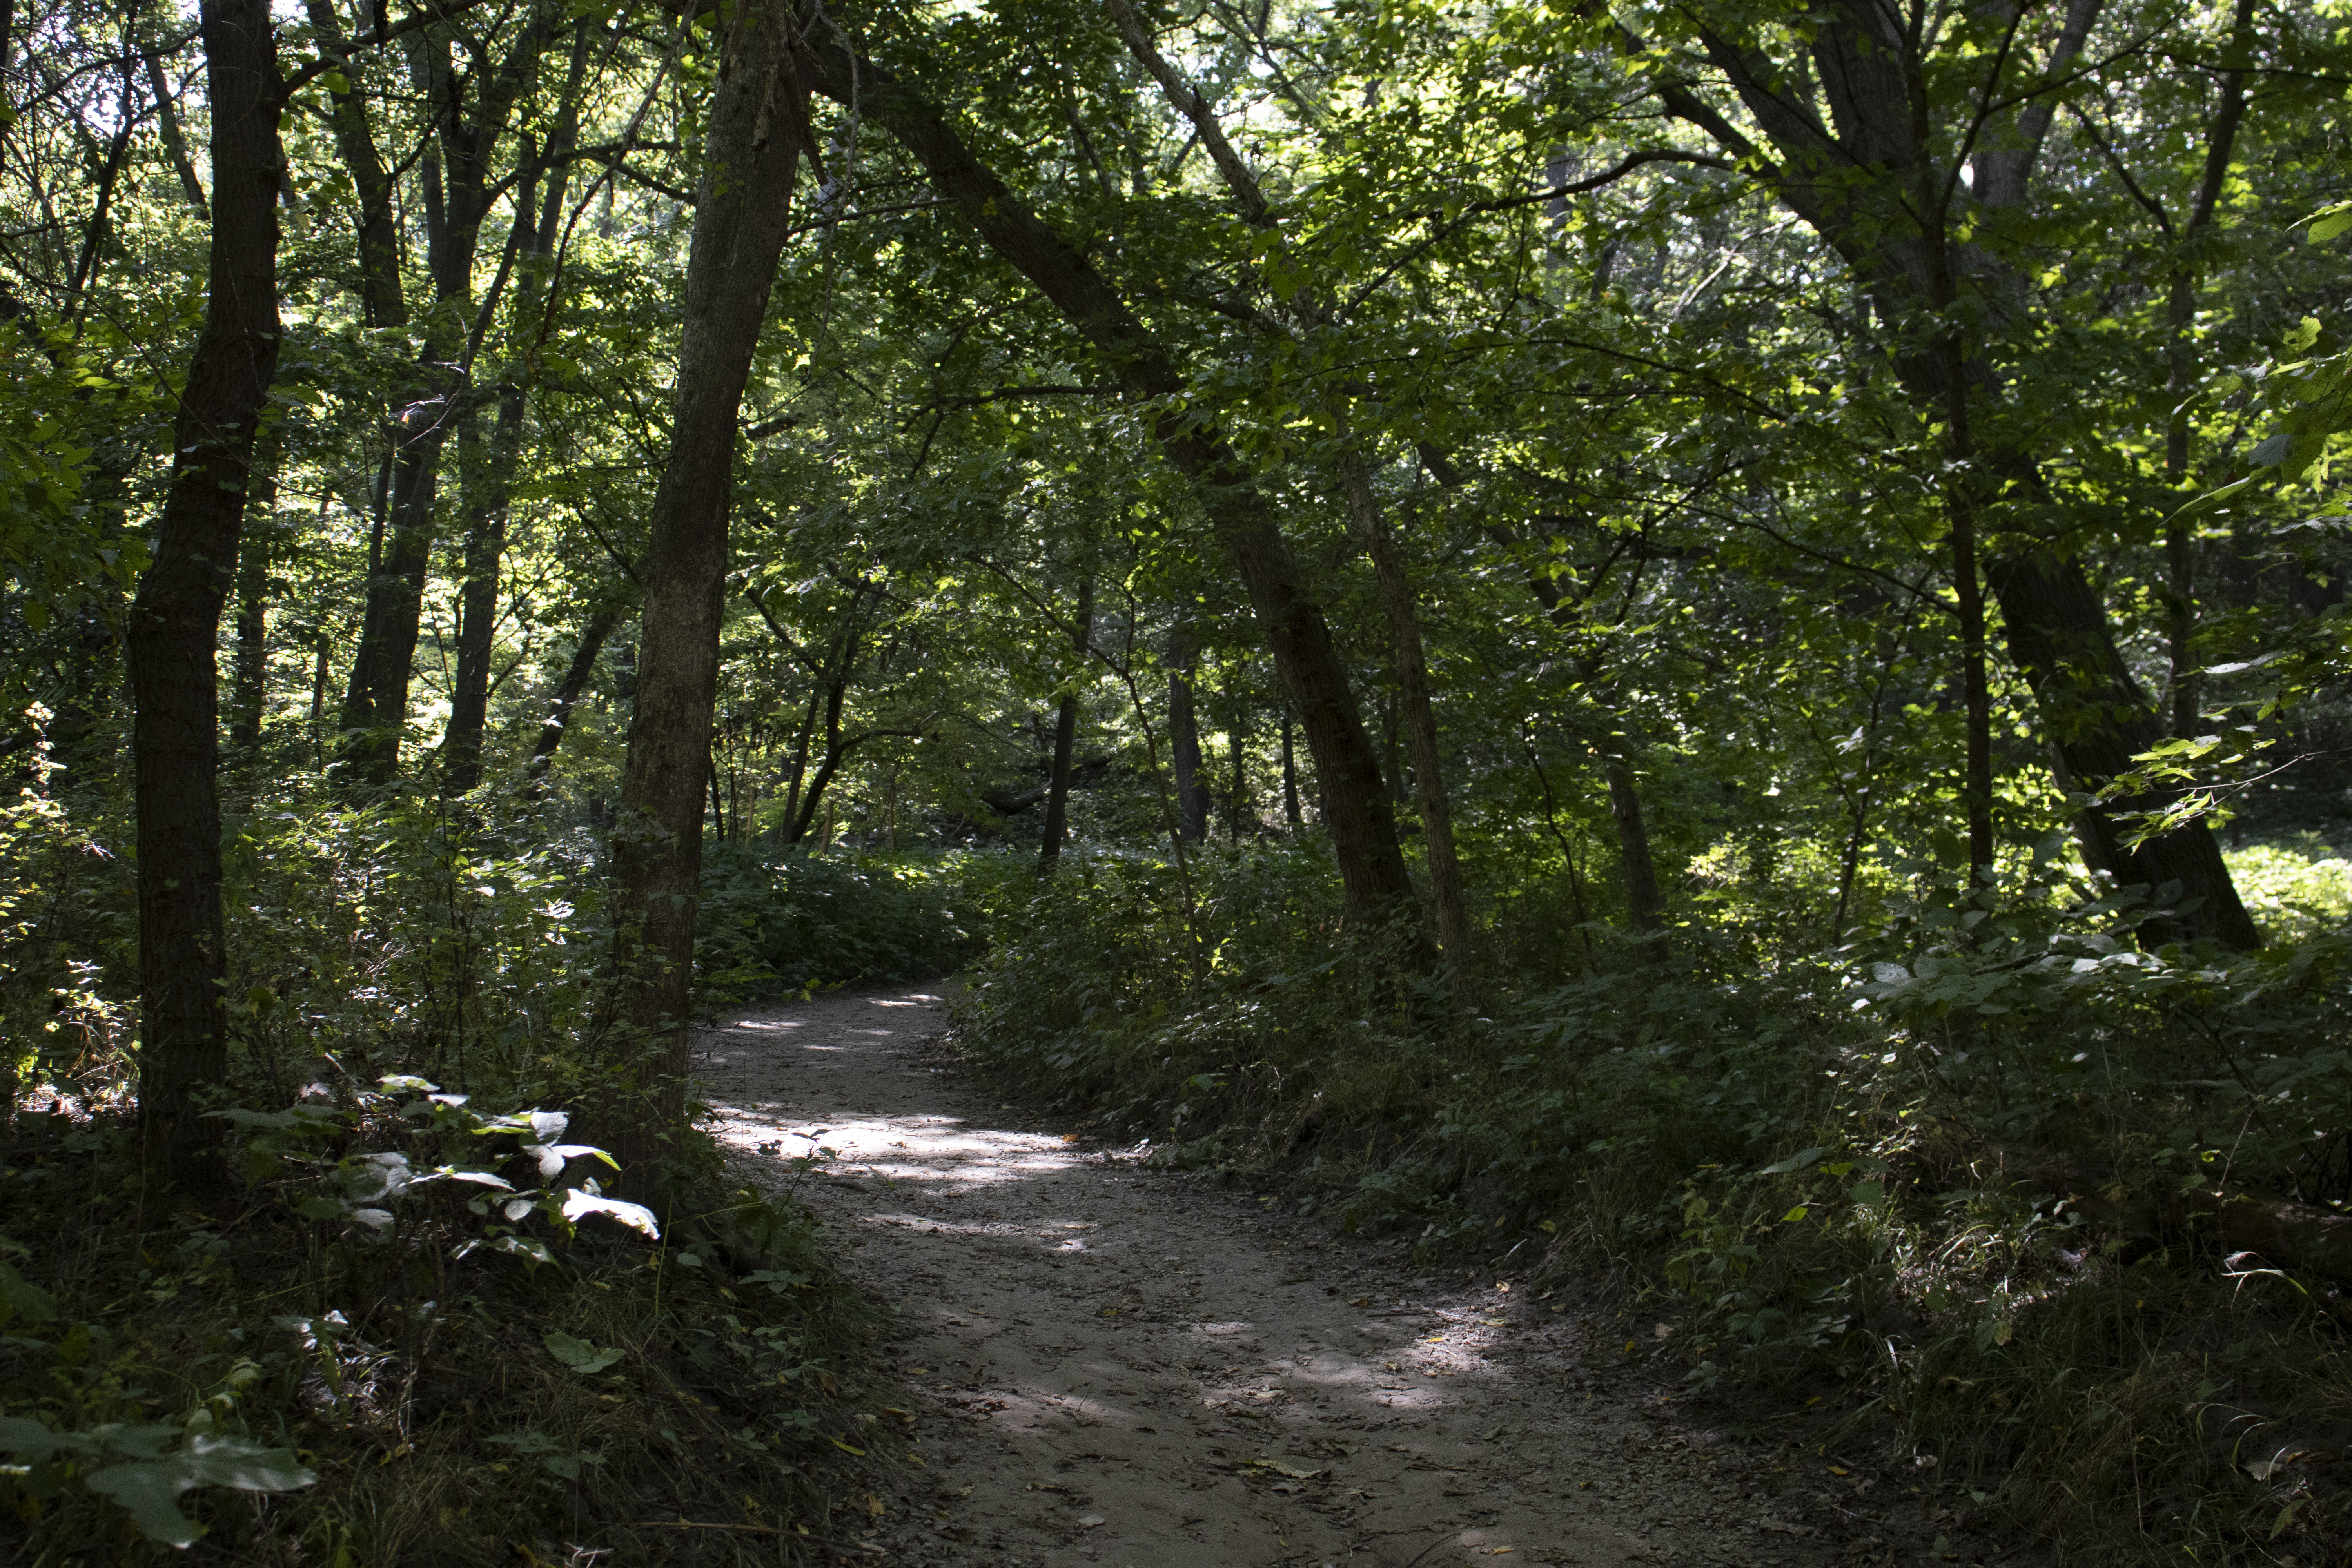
[699,987,1981,1568]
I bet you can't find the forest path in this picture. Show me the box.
[698,986,1860,1568]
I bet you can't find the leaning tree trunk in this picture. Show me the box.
[1988,550,2262,947]
[601,0,810,1183]
[127,0,282,1186]
[527,605,620,774]
[793,22,1424,943]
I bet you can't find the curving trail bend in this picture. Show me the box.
[698,985,1955,1568]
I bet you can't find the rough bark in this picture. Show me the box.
[601,0,809,1182]
[792,21,1422,936]
[127,0,282,1185]
[1038,576,1092,873]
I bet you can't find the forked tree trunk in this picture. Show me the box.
[127,0,282,1185]
[336,10,546,782]
[449,33,590,791]
[600,0,811,1183]
[1656,1,2258,947]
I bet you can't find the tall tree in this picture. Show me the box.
[600,0,815,1180]
[1635,0,2263,945]
[791,18,1428,941]
[127,0,284,1183]
[337,3,550,781]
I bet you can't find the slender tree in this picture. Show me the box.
[127,0,284,1183]
[599,0,815,1181]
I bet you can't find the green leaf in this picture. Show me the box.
[179,1434,316,1494]
[0,1259,56,1332]
[83,1462,206,1547]
[1759,1146,1827,1176]
[1779,1205,1809,1223]
[560,1189,661,1238]
[543,1330,624,1375]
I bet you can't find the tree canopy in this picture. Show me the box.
[9,0,2352,1554]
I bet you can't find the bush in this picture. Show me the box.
[693,845,1011,1001]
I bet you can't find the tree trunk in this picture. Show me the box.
[793,25,1423,940]
[1038,576,1092,873]
[445,401,513,793]
[1604,756,1664,935]
[1654,2,2260,947]
[1338,446,1474,969]
[1987,551,2261,946]
[601,0,809,1183]
[1226,671,1250,840]
[336,12,546,783]
[448,37,589,791]
[228,429,278,756]
[528,606,619,772]
[1281,709,1302,828]
[2165,0,2256,740]
[1167,619,1209,842]
[127,0,282,1186]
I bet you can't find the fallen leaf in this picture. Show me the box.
[1246,1457,1324,1479]
[1348,1296,1371,1307]
[1076,1514,1106,1528]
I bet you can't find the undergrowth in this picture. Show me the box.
[0,769,953,1563]
[952,837,2352,1565]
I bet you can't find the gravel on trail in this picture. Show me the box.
[699,985,2018,1568]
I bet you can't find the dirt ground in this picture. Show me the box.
[699,985,2022,1568]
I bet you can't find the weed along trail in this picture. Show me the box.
[694,986,1964,1568]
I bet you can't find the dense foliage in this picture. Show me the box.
[9,0,2352,1555]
